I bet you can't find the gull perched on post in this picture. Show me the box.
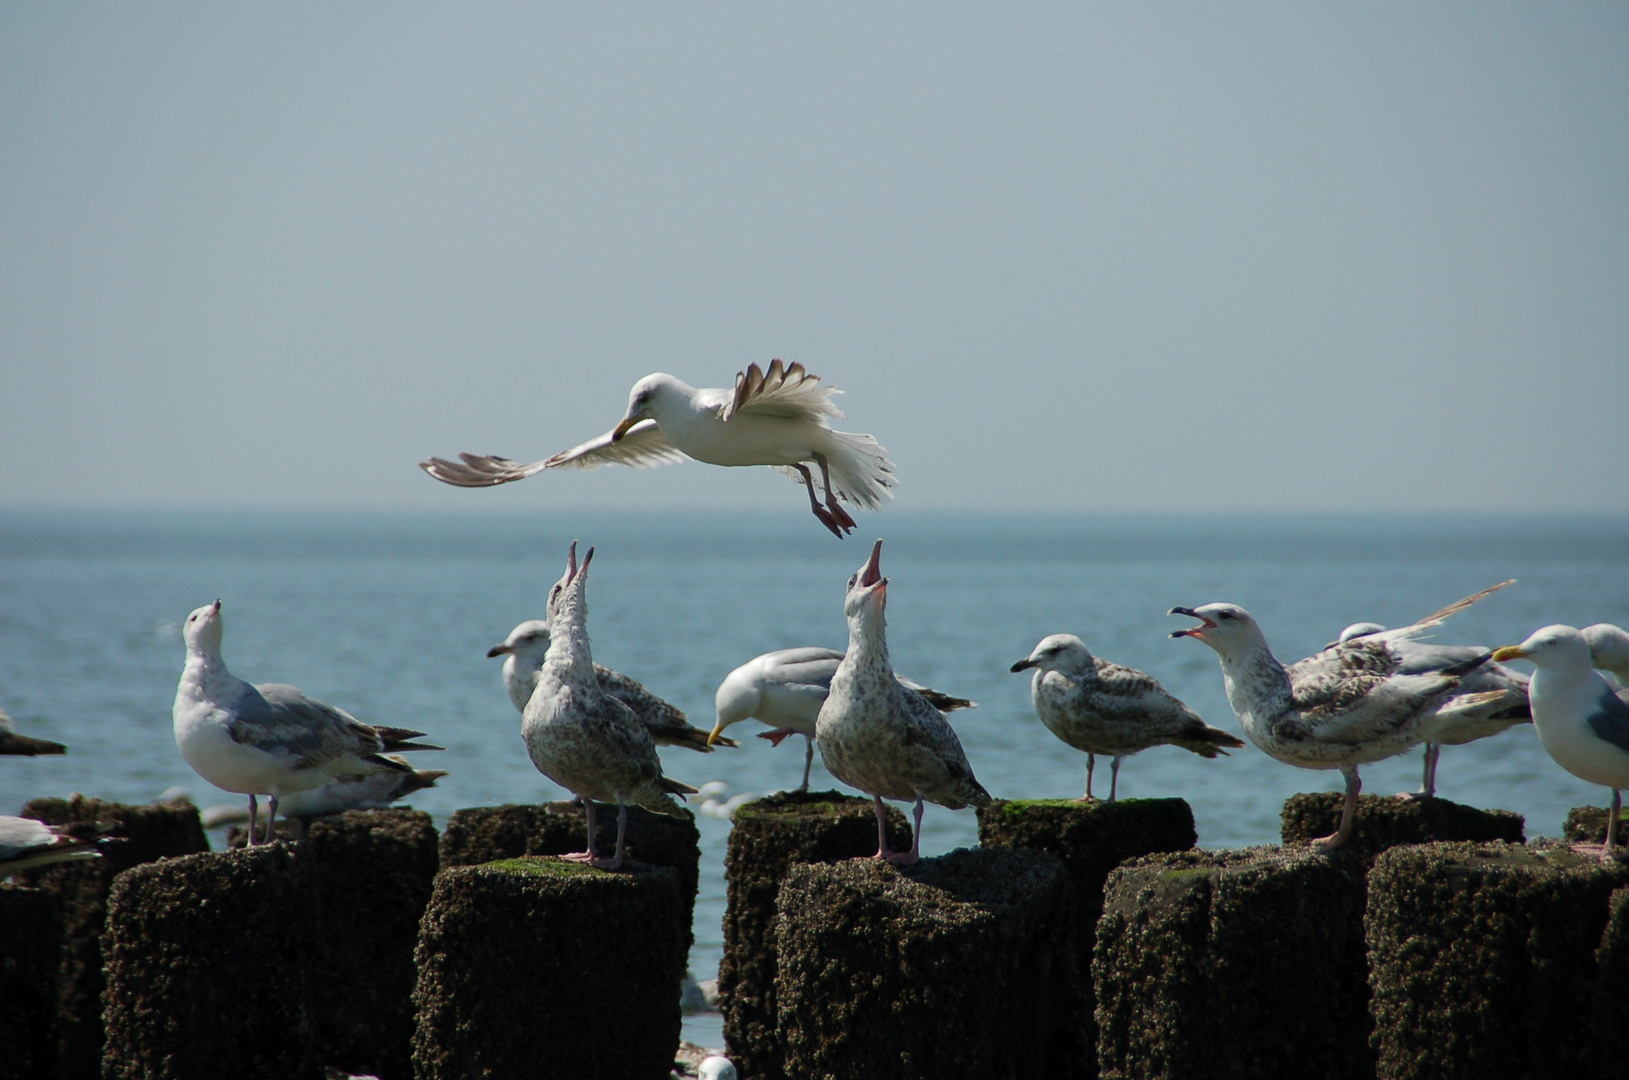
[816,540,991,865]
[1010,634,1243,801]
[1494,625,1629,857]
[1169,593,1512,851]
[521,543,698,869]
[710,647,975,792]
[420,360,895,537]
[172,601,443,846]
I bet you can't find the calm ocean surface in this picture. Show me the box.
[4,508,1627,1045]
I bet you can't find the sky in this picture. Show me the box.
[3,4,1626,515]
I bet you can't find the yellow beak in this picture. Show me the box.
[706,721,728,748]
[611,417,638,442]
[1491,646,1529,662]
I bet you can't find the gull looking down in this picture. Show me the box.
[816,540,991,865]
[488,618,733,752]
[521,542,698,870]
[1583,624,1629,688]
[421,360,895,537]
[0,708,66,756]
[172,600,444,846]
[710,647,975,792]
[1494,625,1629,857]
[1169,589,1512,851]
[1010,634,1243,801]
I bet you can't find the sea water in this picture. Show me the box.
[3,508,1627,1047]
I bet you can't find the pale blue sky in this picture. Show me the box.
[3,5,1626,514]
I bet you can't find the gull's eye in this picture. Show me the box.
[1218,611,1235,621]
[847,574,857,588]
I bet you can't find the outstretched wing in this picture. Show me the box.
[718,359,845,425]
[421,420,685,487]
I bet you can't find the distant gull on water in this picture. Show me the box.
[421,360,895,537]
[489,618,732,752]
[1495,625,1629,856]
[172,600,444,845]
[0,708,66,756]
[816,540,991,865]
[1010,634,1243,801]
[1169,590,1512,851]
[710,647,975,792]
[521,542,697,869]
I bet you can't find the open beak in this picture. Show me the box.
[859,539,884,588]
[1491,646,1529,662]
[1010,658,1037,673]
[611,417,638,442]
[1168,606,1215,639]
[562,540,580,586]
[707,721,728,747]
[486,643,513,658]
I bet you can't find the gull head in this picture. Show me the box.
[182,600,225,657]
[1338,622,1387,643]
[710,666,763,746]
[487,620,550,661]
[1493,624,1592,670]
[842,539,888,621]
[1011,634,1094,676]
[1582,623,1629,680]
[1169,603,1263,659]
[552,539,595,611]
[612,373,683,440]
[698,1057,738,1080]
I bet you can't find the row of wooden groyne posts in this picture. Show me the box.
[3,790,1628,1080]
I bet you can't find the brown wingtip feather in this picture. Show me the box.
[661,726,739,751]
[0,733,68,756]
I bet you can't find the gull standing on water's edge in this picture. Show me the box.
[1010,634,1243,801]
[815,540,991,865]
[171,600,444,845]
[521,542,698,869]
[421,360,895,537]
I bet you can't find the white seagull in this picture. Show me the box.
[1,815,113,877]
[1169,599,1510,851]
[421,360,895,537]
[1494,625,1629,856]
[201,756,447,831]
[488,618,732,752]
[521,543,698,869]
[1010,634,1244,801]
[709,647,975,792]
[172,600,443,846]
[1583,624,1629,688]
[0,708,66,756]
[816,540,991,865]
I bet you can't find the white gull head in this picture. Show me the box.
[487,619,552,713]
[181,600,225,659]
[1011,634,1095,677]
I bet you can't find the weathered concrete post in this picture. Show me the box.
[716,790,910,1080]
[1366,840,1629,1080]
[773,847,1075,1080]
[411,857,686,1080]
[18,795,210,1080]
[0,885,62,1080]
[1281,792,1524,858]
[1094,846,1373,1080]
[976,797,1197,1080]
[101,845,320,1080]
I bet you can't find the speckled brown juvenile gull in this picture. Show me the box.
[171,600,443,846]
[1011,633,1243,801]
[815,540,990,865]
[421,360,895,537]
[522,542,698,869]
[1169,597,1509,851]
[488,618,732,752]
[710,646,975,792]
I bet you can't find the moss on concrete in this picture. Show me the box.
[102,845,320,1080]
[18,795,210,1080]
[718,790,910,1080]
[975,796,1195,1080]
[0,885,62,1080]
[1095,846,1372,1080]
[1281,792,1524,862]
[299,809,438,1080]
[1366,840,1629,1080]
[410,856,686,1080]
[438,800,700,955]
[774,847,1075,1080]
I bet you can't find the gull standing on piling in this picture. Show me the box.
[1010,634,1243,801]
[815,540,991,865]
[1169,598,1510,851]
[1494,625,1629,856]
[521,543,698,869]
[1583,624,1629,688]
[710,648,975,792]
[172,601,443,846]
[421,360,895,537]
[488,619,731,752]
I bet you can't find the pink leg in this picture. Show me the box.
[597,804,628,871]
[265,794,280,845]
[561,800,599,863]
[1398,743,1439,800]
[880,799,924,866]
[1313,766,1360,852]
[246,794,259,848]
[799,735,814,793]
[758,728,800,748]
[813,453,858,533]
[1075,754,1098,802]
[870,795,897,861]
[1108,757,1123,803]
[794,463,847,538]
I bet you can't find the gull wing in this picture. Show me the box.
[717,359,846,424]
[420,420,685,487]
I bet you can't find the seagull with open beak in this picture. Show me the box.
[814,539,991,865]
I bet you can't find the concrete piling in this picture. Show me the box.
[1281,792,1524,860]
[0,885,63,1080]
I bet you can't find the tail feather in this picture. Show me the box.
[918,689,976,713]
[821,429,897,511]
[1175,724,1247,758]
